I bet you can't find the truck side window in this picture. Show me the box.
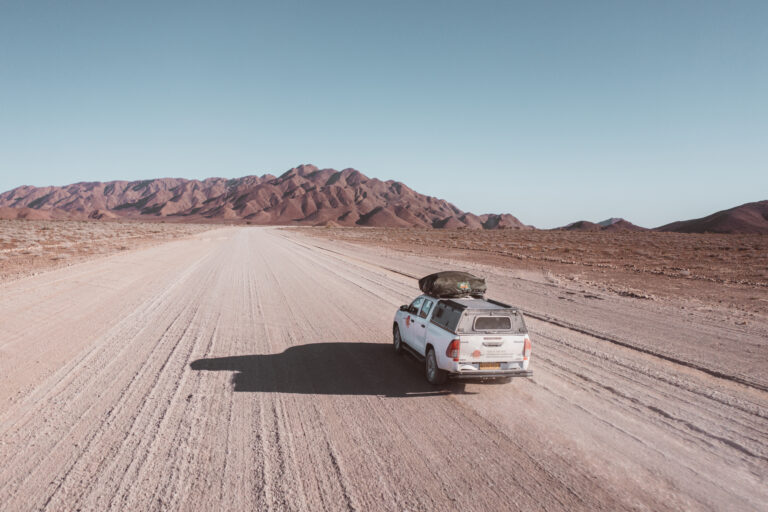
[408,297,424,315]
[419,299,433,319]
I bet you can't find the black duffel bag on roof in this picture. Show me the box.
[418,271,487,298]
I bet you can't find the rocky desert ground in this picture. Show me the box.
[0,219,212,282]
[0,223,766,511]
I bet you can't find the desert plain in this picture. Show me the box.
[0,220,766,511]
[300,227,768,316]
[0,219,212,282]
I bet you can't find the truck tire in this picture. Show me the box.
[426,347,448,385]
[393,325,404,355]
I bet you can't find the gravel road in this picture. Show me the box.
[0,227,766,511]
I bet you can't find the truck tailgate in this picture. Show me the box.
[460,334,526,363]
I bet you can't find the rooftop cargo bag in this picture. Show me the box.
[418,271,487,298]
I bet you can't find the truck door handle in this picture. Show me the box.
[420,324,425,328]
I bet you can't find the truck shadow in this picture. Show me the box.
[190,342,473,397]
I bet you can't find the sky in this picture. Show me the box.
[1,1,766,228]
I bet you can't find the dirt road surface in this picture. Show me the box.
[1,228,766,511]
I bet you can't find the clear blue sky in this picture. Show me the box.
[1,1,766,228]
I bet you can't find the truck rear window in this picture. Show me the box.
[474,316,512,331]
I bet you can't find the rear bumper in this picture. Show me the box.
[450,369,533,380]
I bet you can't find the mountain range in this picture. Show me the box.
[0,164,530,230]
[1,166,765,233]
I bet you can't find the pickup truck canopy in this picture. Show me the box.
[429,297,526,334]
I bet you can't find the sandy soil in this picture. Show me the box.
[298,227,768,318]
[0,227,766,511]
[0,219,213,283]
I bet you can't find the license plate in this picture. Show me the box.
[479,362,501,370]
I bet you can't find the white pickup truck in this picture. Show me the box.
[393,295,533,384]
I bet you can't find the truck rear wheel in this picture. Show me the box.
[393,325,404,355]
[426,348,448,385]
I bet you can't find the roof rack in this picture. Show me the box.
[438,297,517,311]
[441,299,468,310]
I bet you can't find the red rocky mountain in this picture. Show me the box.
[0,164,531,229]
[656,200,768,234]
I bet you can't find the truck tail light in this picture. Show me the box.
[523,336,532,361]
[446,339,461,362]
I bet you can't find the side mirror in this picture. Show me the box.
[399,305,409,312]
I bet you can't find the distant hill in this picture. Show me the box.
[600,218,647,232]
[0,164,532,230]
[560,220,602,231]
[558,218,647,232]
[656,200,768,234]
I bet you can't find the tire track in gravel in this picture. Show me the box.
[0,242,219,507]
[46,247,224,510]
[533,329,768,453]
